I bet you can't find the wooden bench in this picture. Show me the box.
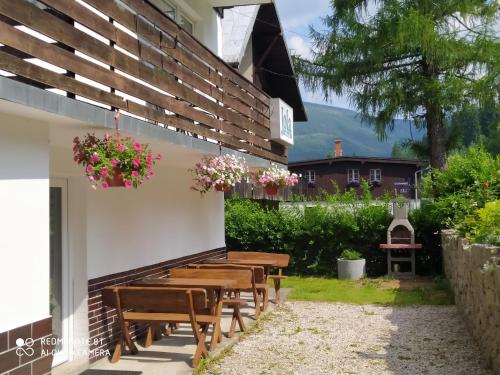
[170,268,253,337]
[227,251,290,303]
[189,263,269,314]
[102,286,217,367]
[131,277,234,349]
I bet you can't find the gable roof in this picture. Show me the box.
[220,3,307,121]
[220,5,259,65]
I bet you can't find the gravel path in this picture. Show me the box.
[204,302,492,375]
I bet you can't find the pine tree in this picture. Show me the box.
[294,0,499,169]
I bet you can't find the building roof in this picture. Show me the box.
[288,156,428,167]
[220,5,259,64]
[220,3,307,121]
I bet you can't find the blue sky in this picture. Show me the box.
[274,0,354,110]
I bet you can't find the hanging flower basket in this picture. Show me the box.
[105,167,125,187]
[264,184,280,196]
[215,183,232,192]
[252,163,299,196]
[73,133,161,190]
[190,154,247,195]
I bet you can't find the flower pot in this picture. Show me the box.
[337,258,366,280]
[215,183,231,192]
[264,184,279,195]
[105,167,125,187]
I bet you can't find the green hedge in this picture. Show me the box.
[225,196,442,277]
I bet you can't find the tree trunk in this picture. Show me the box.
[425,103,447,170]
[422,60,447,170]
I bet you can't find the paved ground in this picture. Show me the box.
[204,302,492,375]
[57,290,286,375]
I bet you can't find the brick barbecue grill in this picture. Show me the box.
[380,202,422,277]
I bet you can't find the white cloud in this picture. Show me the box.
[287,35,313,60]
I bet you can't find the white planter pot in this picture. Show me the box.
[337,258,366,280]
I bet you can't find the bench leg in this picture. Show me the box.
[229,311,237,338]
[162,324,171,336]
[209,320,221,350]
[228,305,245,338]
[236,306,246,333]
[193,325,209,367]
[253,291,261,319]
[262,288,269,311]
[110,339,123,363]
[273,279,281,304]
[123,322,138,355]
[144,325,154,348]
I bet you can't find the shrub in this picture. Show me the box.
[339,249,363,260]
[422,146,500,228]
[464,200,500,245]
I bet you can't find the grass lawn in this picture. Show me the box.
[280,276,454,305]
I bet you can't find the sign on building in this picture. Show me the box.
[270,98,294,145]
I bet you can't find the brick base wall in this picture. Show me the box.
[0,317,53,375]
[87,247,226,362]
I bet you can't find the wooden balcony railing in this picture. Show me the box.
[0,0,286,163]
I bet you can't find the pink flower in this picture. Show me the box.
[148,171,155,177]
[104,133,111,141]
[117,143,124,152]
[89,153,99,164]
[133,142,141,152]
[110,159,119,167]
[124,180,132,188]
[86,164,94,173]
[101,167,108,178]
[133,157,140,168]
[156,154,162,160]
[101,182,109,189]
[131,171,139,178]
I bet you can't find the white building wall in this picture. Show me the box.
[86,163,225,279]
[183,0,220,54]
[0,113,50,332]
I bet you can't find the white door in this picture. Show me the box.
[50,179,70,366]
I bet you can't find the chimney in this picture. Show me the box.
[334,139,343,157]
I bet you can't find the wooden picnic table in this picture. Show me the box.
[132,277,235,349]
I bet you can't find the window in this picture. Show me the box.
[347,169,359,184]
[370,169,382,182]
[304,170,316,183]
[148,1,194,35]
[179,15,193,34]
[149,0,176,19]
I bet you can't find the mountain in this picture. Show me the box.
[289,102,425,162]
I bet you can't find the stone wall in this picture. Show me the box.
[442,230,500,374]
